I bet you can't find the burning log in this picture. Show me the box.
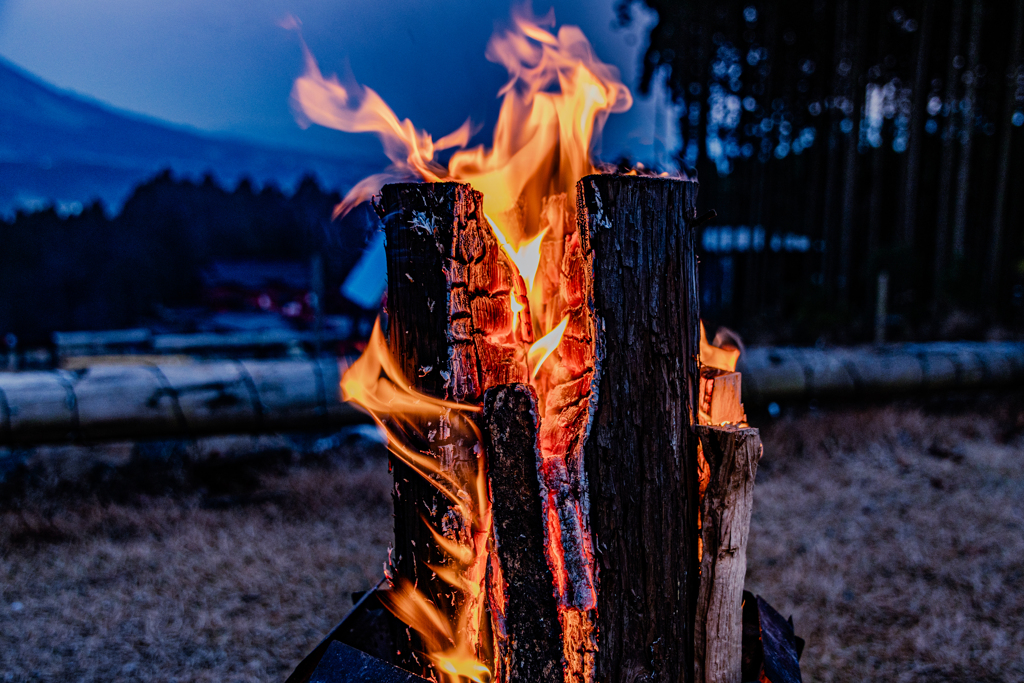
[482,384,564,683]
[371,174,702,683]
[576,174,702,682]
[377,181,528,674]
[695,425,762,683]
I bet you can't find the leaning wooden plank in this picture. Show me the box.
[695,425,761,683]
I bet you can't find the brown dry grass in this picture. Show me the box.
[0,445,394,683]
[1,400,1022,682]
[750,398,1024,682]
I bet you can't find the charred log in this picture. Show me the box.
[577,174,702,683]
[378,182,527,672]
[695,425,762,683]
[482,384,564,683]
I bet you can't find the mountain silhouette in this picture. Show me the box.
[0,57,377,215]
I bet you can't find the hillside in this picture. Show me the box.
[0,57,376,214]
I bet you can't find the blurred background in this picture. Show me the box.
[2,1,1024,682]
[0,0,1022,361]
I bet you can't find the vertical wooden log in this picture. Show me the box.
[694,426,762,683]
[378,182,527,673]
[577,175,701,683]
[482,384,564,683]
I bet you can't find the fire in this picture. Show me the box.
[293,5,632,681]
[343,320,491,681]
[528,315,569,379]
[290,4,630,339]
[699,321,741,372]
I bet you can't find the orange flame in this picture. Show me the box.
[290,4,630,338]
[342,320,491,681]
[699,321,741,373]
[528,315,569,379]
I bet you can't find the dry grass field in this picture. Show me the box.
[1,398,1023,682]
[748,398,1024,682]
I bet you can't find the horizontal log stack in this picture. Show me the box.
[2,341,1021,446]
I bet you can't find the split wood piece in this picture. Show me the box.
[482,384,564,683]
[576,174,701,683]
[378,182,528,674]
[694,425,762,683]
[698,369,746,426]
[308,641,431,683]
[740,592,803,683]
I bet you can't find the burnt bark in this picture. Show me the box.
[482,384,564,683]
[694,426,762,683]
[577,175,701,683]
[378,182,527,673]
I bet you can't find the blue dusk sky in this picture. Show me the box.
[0,0,679,167]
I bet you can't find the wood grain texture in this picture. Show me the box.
[0,359,354,445]
[482,384,564,683]
[379,182,478,674]
[577,174,701,683]
[694,425,762,683]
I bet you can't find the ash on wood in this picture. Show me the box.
[695,425,762,683]
[378,182,527,673]
[577,174,701,683]
[482,384,564,683]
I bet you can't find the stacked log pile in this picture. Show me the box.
[0,359,359,445]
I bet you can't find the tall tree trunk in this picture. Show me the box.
[866,1,891,311]
[986,0,1024,299]
[838,0,867,311]
[822,0,848,304]
[932,0,966,313]
[901,0,934,249]
[951,0,985,260]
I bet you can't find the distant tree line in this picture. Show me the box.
[621,0,1024,343]
[0,172,373,344]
